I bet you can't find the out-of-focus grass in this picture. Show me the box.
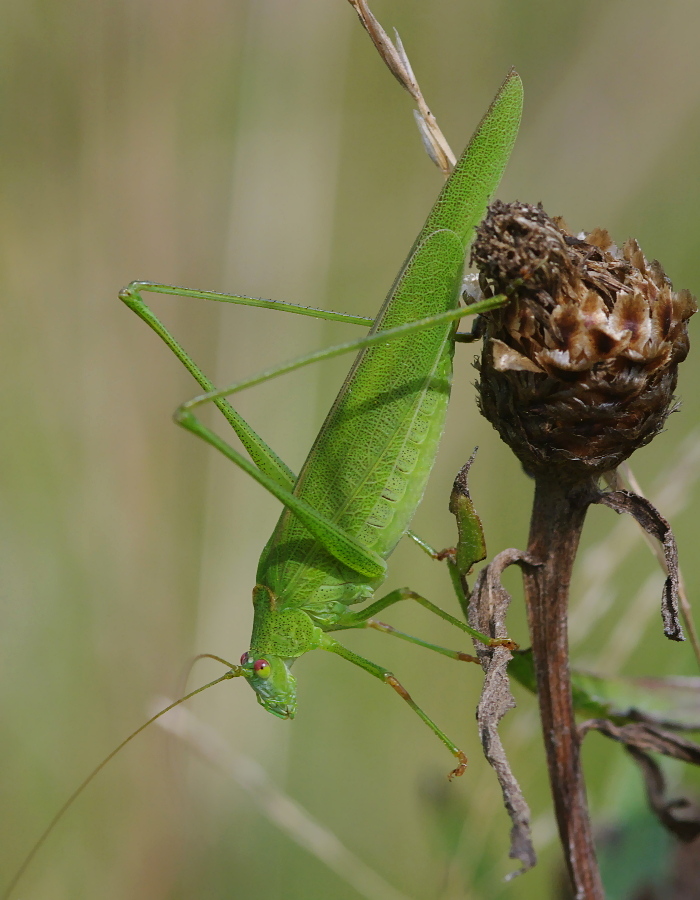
[1,1,699,898]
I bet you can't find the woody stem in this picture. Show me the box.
[522,476,603,900]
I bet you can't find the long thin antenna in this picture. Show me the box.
[3,669,241,900]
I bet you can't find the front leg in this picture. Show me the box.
[338,587,516,649]
[364,619,479,664]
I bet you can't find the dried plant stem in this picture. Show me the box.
[345,0,456,173]
[522,477,603,900]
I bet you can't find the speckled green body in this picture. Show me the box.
[248,72,524,688]
[120,72,521,741]
[254,228,462,623]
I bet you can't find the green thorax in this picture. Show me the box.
[249,585,323,658]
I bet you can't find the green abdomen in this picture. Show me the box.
[257,228,464,611]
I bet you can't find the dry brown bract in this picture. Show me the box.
[472,201,696,482]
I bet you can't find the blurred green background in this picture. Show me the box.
[2,1,700,897]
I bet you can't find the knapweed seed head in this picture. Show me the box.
[472,201,696,483]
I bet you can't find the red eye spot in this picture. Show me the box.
[254,659,271,678]
[240,652,249,665]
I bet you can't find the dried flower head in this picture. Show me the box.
[472,201,696,482]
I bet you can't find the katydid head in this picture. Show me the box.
[239,652,297,719]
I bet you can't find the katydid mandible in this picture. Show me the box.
[120,70,523,777]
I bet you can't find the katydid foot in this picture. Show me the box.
[384,674,468,778]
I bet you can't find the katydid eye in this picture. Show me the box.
[240,652,249,665]
[254,659,271,678]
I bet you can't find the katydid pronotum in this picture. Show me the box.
[3,70,522,900]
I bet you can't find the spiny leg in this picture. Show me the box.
[364,619,479,664]
[320,637,467,778]
[405,530,471,615]
[120,283,298,489]
[174,406,386,579]
[119,283,373,488]
[124,281,373,326]
[119,283,500,490]
[341,587,516,649]
[172,299,506,579]
[405,530,456,563]
[404,530,480,626]
[122,284,505,576]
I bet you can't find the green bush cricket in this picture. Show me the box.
[3,70,522,900]
[119,69,523,775]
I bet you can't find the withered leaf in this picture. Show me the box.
[469,549,539,877]
[594,489,683,641]
[580,719,700,841]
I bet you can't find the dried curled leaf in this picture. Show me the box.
[594,489,683,641]
[580,719,700,841]
[469,549,539,877]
